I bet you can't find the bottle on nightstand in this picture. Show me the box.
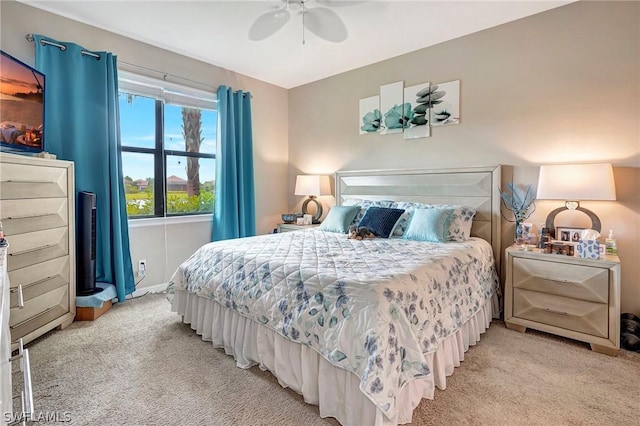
[605,229,618,255]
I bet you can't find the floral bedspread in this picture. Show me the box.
[167,229,498,420]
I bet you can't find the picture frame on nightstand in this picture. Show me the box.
[556,226,586,243]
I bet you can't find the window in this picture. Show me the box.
[118,71,216,218]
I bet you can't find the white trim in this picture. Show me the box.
[118,69,217,110]
[125,283,168,300]
[127,214,212,228]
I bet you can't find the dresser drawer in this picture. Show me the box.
[9,284,69,331]
[0,198,69,235]
[513,257,608,303]
[6,228,69,271]
[8,256,70,306]
[513,288,608,338]
[0,162,68,199]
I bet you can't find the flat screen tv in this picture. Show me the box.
[0,50,45,153]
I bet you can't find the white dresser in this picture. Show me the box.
[0,153,76,350]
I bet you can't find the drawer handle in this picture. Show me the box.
[542,277,576,285]
[9,244,53,256]
[21,275,55,289]
[7,179,54,184]
[544,308,569,316]
[10,284,25,308]
[8,213,54,220]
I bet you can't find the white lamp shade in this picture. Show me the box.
[537,163,616,201]
[294,175,331,196]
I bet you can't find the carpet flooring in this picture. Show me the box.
[21,293,640,425]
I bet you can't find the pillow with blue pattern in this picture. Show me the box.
[358,206,405,238]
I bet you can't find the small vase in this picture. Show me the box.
[515,221,526,246]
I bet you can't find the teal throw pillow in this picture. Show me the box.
[403,208,454,242]
[318,206,360,233]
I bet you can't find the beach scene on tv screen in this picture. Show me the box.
[0,52,44,151]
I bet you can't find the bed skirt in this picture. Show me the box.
[171,290,499,426]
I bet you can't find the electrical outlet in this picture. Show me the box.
[138,259,146,277]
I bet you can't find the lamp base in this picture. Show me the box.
[545,205,602,238]
[301,196,323,224]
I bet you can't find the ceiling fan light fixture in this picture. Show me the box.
[249,0,349,44]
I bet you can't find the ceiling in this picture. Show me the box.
[20,1,572,89]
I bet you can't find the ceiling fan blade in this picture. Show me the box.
[304,7,348,42]
[249,8,291,41]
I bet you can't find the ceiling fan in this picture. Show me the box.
[249,0,354,44]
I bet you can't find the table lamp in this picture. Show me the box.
[537,163,616,237]
[294,175,331,224]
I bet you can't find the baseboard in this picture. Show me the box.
[129,283,168,299]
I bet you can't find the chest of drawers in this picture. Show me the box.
[505,247,620,356]
[0,153,76,350]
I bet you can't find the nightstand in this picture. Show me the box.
[504,246,621,356]
[277,223,320,233]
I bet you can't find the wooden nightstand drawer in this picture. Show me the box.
[513,257,609,303]
[513,288,608,338]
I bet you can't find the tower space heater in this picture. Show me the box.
[77,191,103,296]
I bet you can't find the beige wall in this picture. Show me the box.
[1,1,289,287]
[288,2,640,314]
[2,2,638,313]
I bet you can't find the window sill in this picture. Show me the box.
[127,214,212,228]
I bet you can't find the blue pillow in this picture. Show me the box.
[358,207,405,238]
[403,208,454,242]
[318,206,360,233]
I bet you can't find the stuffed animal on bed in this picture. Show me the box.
[347,225,375,240]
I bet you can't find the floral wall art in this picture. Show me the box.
[379,81,404,135]
[359,95,381,134]
[359,79,460,139]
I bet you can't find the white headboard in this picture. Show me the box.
[335,166,502,271]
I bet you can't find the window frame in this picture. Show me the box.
[118,71,217,219]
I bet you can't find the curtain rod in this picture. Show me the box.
[116,61,219,93]
[25,33,221,93]
[25,33,100,59]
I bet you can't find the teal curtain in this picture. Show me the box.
[34,35,135,302]
[212,86,256,241]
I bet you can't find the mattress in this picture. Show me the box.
[168,229,499,423]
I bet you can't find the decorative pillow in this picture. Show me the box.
[393,202,422,237]
[446,205,476,241]
[403,208,454,242]
[394,202,476,241]
[343,199,398,227]
[318,205,360,233]
[357,207,405,238]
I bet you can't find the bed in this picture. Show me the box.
[167,166,502,425]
